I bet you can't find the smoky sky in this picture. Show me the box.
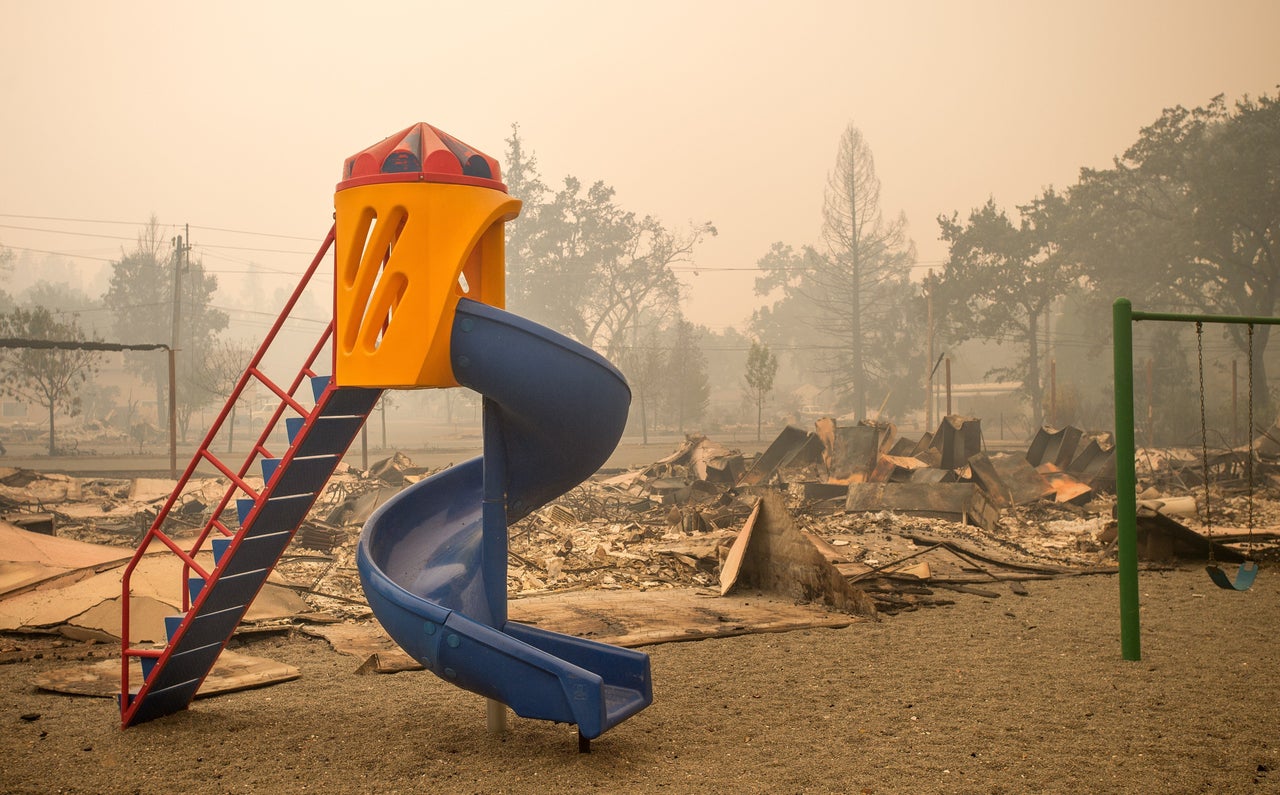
[2,0,1277,331]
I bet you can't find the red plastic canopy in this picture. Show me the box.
[338,123,505,192]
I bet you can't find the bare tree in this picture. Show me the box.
[744,341,778,442]
[754,125,916,421]
[817,124,916,419]
[191,336,256,452]
[0,308,102,455]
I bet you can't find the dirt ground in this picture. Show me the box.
[3,565,1277,794]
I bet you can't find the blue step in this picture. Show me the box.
[164,614,184,641]
[211,536,232,566]
[261,457,281,484]
[310,375,331,402]
[187,576,205,604]
[122,385,381,728]
[286,416,306,443]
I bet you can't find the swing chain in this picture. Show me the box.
[1247,324,1255,549]
[1196,321,1215,565]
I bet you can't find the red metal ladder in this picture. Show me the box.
[119,227,380,727]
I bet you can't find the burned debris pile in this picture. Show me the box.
[2,413,1278,650]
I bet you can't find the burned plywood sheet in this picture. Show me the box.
[968,452,1054,508]
[33,648,300,698]
[511,587,861,645]
[724,493,877,617]
[1026,425,1084,469]
[846,482,978,522]
[311,587,859,672]
[738,425,822,485]
[1127,503,1246,563]
[874,454,931,483]
[1068,436,1116,489]
[932,416,983,470]
[815,418,883,483]
[1036,463,1094,504]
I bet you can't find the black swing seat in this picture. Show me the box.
[1205,560,1259,591]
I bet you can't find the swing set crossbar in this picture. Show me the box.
[1113,298,1279,661]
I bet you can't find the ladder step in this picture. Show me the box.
[128,675,203,724]
[270,455,341,498]
[237,498,256,525]
[261,458,281,484]
[244,494,314,538]
[179,605,245,650]
[218,531,293,578]
[291,414,366,457]
[286,416,306,443]
[187,576,205,604]
[200,569,270,615]
[211,536,232,566]
[140,655,159,682]
[164,614,184,642]
[321,386,381,416]
[310,375,331,402]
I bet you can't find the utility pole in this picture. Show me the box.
[925,271,934,431]
[169,229,188,478]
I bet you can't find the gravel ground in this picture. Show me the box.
[3,565,1278,794]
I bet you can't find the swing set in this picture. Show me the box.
[1113,298,1272,661]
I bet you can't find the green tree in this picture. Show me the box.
[618,329,666,444]
[1065,93,1280,418]
[191,335,256,452]
[503,123,550,313]
[744,340,778,441]
[103,217,229,441]
[664,318,710,433]
[937,192,1074,426]
[0,307,102,455]
[503,129,715,359]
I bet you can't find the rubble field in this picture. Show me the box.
[2,417,1279,792]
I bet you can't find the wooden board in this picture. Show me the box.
[845,482,975,519]
[718,499,760,595]
[308,588,864,674]
[33,648,300,699]
[509,587,861,646]
[718,492,877,617]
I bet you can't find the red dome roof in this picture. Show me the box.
[338,123,505,192]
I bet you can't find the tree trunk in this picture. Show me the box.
[47,403,56,456]
[1026,307,1042,427]
[639,390,649,445]
[851,263,865,421]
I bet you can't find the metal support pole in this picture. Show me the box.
[168,348,177,479]
[486,699,508,735]
[925,273,934,431]
[1112,298,1140,661]
[945,357,952,416]
[1050,359,1057,426]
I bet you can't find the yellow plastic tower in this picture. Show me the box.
[333,123,521,388]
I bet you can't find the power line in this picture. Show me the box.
[3,245,115,263]
[0,222,140,241]
[0,212,318,243]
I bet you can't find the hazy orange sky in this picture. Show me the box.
[3,1,1277,334]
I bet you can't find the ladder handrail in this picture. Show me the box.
[120,227,337,704]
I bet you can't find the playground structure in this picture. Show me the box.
[1112,298,1271,661]
[118,123,652,747]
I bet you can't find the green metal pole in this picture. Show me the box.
[1113,298,1141,660]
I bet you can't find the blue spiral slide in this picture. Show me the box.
[356,298,652,743]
